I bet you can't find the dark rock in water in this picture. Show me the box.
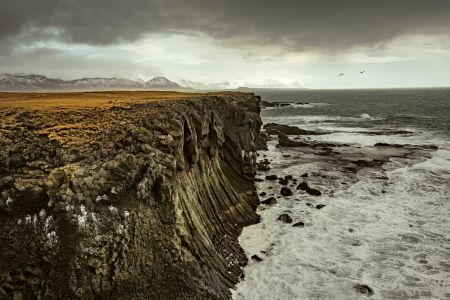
[306,203,313,207]
[297,181,321,196]
[353,284,374,296]
[349,228,354,233]
[257,159,271,171]
[265,174,278,180]
[300,173,308,178]
[255,178,264,182]
[255,132,269,150]
[307,188,321,196]
[285,175,293,180]
[352,160,378,168]
[297,181,309,191]
[260,101,291,108]
[316,204,326,209]
[280,187,293,196]
[293,222,305,227]
[259,192,267,197]
[278,179,289,185]
[278,133,309,147]
[277,214,293,223]
[261,197,277,205]
[251,255,263,262]
[374,142,404,148]
[264,123,317,135]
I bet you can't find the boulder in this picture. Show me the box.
[277,214,293,223]
[278,179,289,185]
[293,222,305,227]
[264,123,318,135]
[261,197,277,205]
[265,174,278,180]
[316,204,326,209]
[280,187,293,196]
[251,255,263,262]
[297,181,321,196]
[353,284,374,296]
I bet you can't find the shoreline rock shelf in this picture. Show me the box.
[0,91,262,300]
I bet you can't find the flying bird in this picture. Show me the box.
[360,70,365,74]
[339,73,344,76]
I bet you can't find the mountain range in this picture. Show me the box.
[0,74,183,91]
[0,73,304,91]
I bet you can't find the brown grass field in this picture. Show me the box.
[0,91,204,110]
[0,90,249,147]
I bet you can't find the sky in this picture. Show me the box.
[1,0,450,89]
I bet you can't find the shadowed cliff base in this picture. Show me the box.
[0,91,262,299]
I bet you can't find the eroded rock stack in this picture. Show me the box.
[0,92,262,299]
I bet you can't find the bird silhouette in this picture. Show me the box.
[339,73,344,76]
[360,70,365,74]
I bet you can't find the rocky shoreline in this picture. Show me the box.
[0,91,262,299]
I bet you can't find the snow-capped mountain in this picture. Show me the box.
[0,73,65,90]
[0,74,184,91]
[144,76,181,89]
[63,77,143,89]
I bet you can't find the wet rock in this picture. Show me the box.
[293,222,305,227]
[257,159,270,171]
[297,182,309,191]
[306,203,313,207]
[278,179,289,185]
[349,228,354,233]
[353,284,374,296]
[259,192,267,197]
[261,197,277,205]
[260,101,291,108]
[296,181,321,196]
[277,133,309,147]
[374,142,404,148]
[307,188,321,196]
[280,187,293,197]
[255,132,269,151]
[277,214,293,223]
[251,255,263,262]
[300,173,308,178]
[316,204,326,209]
[265,174,278,180]
[264,123,320,135]
[284,175,293,180]
[254,178,264,182]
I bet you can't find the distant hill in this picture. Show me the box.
[63,77,143,90]
[0,74,184,91]
[0,73,65,90]
[144,76,181,89]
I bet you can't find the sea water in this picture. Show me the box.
[232,88,450,300]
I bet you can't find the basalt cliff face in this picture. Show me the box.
[0,92,262,299]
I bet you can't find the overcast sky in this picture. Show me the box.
[1,0,450,88]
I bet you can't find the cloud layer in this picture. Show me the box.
[2,0,450,52]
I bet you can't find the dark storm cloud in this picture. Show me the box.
[2,0,450,52]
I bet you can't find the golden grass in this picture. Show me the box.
[0,91,203,110]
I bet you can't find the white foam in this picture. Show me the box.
[233,118,450,299]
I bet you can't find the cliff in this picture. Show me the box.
[0,91,262,299]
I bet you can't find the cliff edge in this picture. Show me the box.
[0,91,262,299]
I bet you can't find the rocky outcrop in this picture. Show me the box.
[0,92,262,299]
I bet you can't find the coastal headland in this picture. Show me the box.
[0,91,262,299]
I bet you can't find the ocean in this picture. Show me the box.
[232,88,450,300]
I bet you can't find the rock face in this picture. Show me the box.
[0,92,262,299]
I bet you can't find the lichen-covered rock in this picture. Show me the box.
[0,92,262,299]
